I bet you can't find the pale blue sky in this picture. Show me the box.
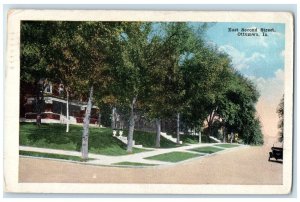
[204,22,285,79]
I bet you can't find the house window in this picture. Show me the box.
[44,83,52,94]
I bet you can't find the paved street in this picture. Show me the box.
[19,145,283,184]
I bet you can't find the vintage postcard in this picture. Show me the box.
[4,10,294,194]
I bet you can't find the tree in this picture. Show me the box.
[44,21,84,133]
[240,117,264,145]
[158,22,195,145]
[21,21,123,159]
[181,45,232,141]
[21,21,56,83]
[142,32,167,147]
[202,53,234,142]
[180,37,263,145]
[145,23,186,147]
[144,22,202,147]
[21,21,57,125]
[216,72,263,145]
[277,95,284,142]
[109,22,153,153]
[74,22,123,159]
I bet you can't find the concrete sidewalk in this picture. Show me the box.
[19,143,243,167]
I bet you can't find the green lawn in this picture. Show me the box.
[123,130,179,148]
[19,123,147,156]
[189,146,224,154]
[144,151,200,162]
[170,134,220,144]
[112,161,157,166]
[215,144,240,148]
[19,150,91,161]
[179,135,199,144]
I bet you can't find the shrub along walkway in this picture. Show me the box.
[19,143,245,167]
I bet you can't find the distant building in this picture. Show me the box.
[20,80,99,125]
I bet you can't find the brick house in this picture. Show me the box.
[20,80,99,125]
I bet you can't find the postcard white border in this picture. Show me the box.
[4,10,294,194]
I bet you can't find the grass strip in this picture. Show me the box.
[19,150,93,161]
[215,144,240,148]
[189,146,224,154]
[144,151,200,162]
[112,161,157,166]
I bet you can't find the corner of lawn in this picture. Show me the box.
[144,151,200,162]
[189,146,224,154]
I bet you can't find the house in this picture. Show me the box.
[20,79,99,125]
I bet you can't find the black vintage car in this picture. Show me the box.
[268,146,283,161]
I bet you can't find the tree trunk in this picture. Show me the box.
[155,118,161,148]
[127,97,136,153]
[223,127,227,143]
[35,82,44,126]
[98,112,101,127]
[176,113,180,144]
[230,132,234,143]
[81,86,93,160]
[205,118,211,143]
[199,131,201,143]
[66,90,69,133]
[207,123,212,143]
[207,109,217,143]
[111,107,116,129]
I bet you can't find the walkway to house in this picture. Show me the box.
[19,143,245,167]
